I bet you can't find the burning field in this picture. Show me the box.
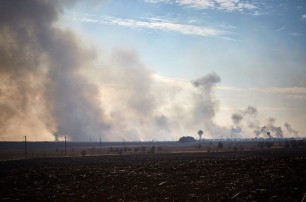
[1,148,305,201]
[1,1,306,200]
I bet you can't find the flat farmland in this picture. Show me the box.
[0,148,305,201]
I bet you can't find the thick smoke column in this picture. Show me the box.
[96,49,161,140]
[191,72,228,137]
[192,72,221,122]
[0,0,109,141]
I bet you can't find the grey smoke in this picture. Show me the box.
[244,106,257,115]
[232,113,243,125]
[231,106,258,125]
[192,72,221,122]
[110,50,155,118]
[0,0,110,141]
[231,106,298,138]
[154,115,171,133]
[266,118,283,138]
[271,126,283,138]
[231,105,258,137]
[284,122,298,137]
[0,1,300,141]
[95,49,163,140]
[193,73,221,91]
[254,126,268,137]
[191,73,228,137]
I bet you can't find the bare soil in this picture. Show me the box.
[0,148,305,201]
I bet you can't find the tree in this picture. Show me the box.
[179,136,196,143]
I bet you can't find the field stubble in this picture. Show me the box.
[0,148,305,201]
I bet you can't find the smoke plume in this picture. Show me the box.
[192,73,220,122]
[231,106,258,138]
[284,122,298,137]
[191,73,228,137]
[0,1,300,141]
[231,113,243,125]
[231,106,298,138]
[0,0,110,141]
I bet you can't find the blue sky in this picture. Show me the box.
[59,0,306,139]
[65,0,306,85]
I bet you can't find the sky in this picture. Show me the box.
[0,0,305,141]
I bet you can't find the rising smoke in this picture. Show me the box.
[284,122,298,136]
[231,106,298,138]
[0,0,300,141]
[190,73,229,137]
[0,0,110,141]
[192,72,221,123]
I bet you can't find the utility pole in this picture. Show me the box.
[64,136,66,156]
[24,136,27,160]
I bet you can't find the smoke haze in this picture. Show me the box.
[0,0,300,141]
[0,0,110,141]
[231,106,298,138]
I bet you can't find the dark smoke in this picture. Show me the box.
[0,0,110,141]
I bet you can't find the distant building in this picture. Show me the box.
[179,136,196,143]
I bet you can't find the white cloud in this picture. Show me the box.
[78,16,223,37]
[215,0,237,11]
[177,0,215,9]
[145,0,171,3]
[146,0,257,12]
[302,14,306,19]
[183,0,257,11]
[240,2,256,9]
